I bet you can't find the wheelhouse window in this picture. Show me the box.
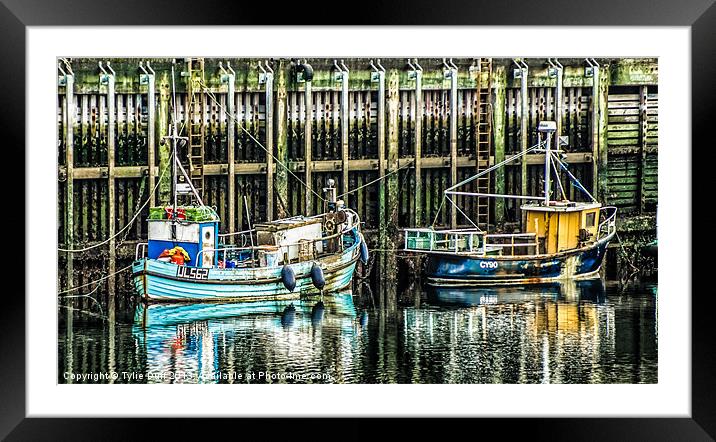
[585,212,596,228]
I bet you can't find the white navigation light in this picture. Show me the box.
[538,121,557,133]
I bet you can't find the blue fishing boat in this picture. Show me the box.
[132,213,365,301]
[131,65,368,302]
[404,121,616,286]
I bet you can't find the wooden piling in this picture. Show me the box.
[413,67,423,227]
[591,64,600,198]
[265,69,275,220]
[493,66,507,226]
[598,66,610,202]
[145,68,156,207]
[341,69,350,199]
[520,65,528,197]
[449,66,458,229]
[639,84,648,214]
[225,68,236,237]
[387,69,400,230]
[275,61,289,218]
[64,73,75,292]
[304,79,313,215]
[106,70,116,319]
[376,66,386,248]
[385,69,400,307]
[158,71,171,204]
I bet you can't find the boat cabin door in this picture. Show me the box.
[201,225,215,268]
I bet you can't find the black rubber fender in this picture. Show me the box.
[359,234,369,264]
[297,62,314,82]
[310,262,325,290]
[281,265,296,292]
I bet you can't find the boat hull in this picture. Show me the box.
[132,236,361,302]
[425,238,610,286]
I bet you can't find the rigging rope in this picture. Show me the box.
[199,80,326,203]
[434,141,545,229]
[431,197,446,228]
[446,195,480,230]
[551,153,597,202]
[336,158,415,199]
[445,142,543,193]
[200,80,423,208]
[57,153,173,253]
[550,152,568,201]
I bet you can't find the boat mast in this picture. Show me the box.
[171,62,178,218]
[538,121,556,206]
[544,129,551,206]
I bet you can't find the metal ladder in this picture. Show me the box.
[475,58,493,229]
[186,58,205,201]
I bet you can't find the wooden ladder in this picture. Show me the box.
[475,58,493,229]
[186,58,205,202]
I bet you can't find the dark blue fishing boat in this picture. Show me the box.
[404,121,616,286]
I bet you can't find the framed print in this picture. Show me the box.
[4,0,714,438]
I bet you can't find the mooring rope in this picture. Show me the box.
[57,264,133,295]
[60,288,104,317]
[614,230,641,287]
[199,80,327,203]
[57,153,173,253]
[59,304,112,322]
[200,80,426,207]
[336,158,416,199]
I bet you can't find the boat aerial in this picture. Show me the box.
[404,120,616,286]
[131,64,368,302]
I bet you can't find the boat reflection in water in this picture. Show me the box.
[426,278,606,307]
[402,278,651,384]
[59,279,655,384]
[132,292,360,383]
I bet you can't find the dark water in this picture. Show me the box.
[58,278,657,384]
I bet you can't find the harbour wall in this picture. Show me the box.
[57,57,658,310]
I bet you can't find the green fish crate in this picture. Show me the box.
[149,206,167,220]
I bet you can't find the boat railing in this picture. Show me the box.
[217,228,255,238]
[482,233,538,256]
[597,206,618,241]
[404,229,539,256]
[404,228,485,254]
[215,208,360,245]
[135,242,148,260]
[199,219,359,267]
[217,228,256,247]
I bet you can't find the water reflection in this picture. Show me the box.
[58,280,657,384]
[427,279,606,307]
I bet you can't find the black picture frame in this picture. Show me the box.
[4,0,712,439]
